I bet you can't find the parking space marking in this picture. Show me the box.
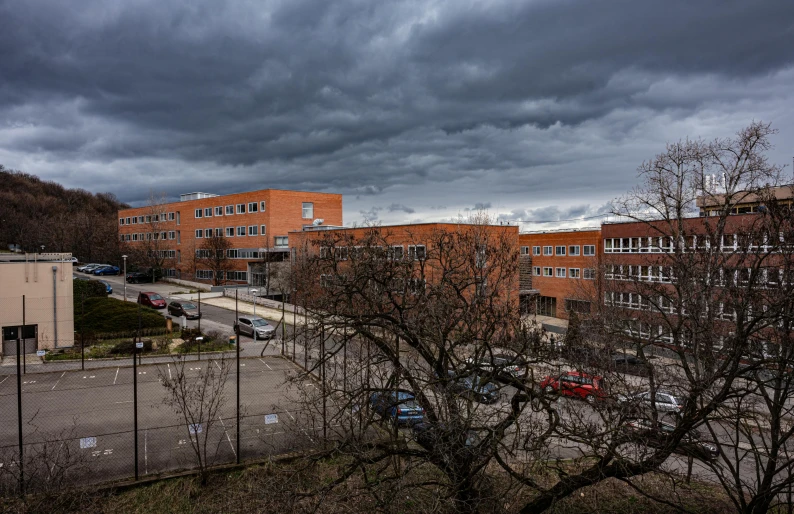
[82,375,96,379]
[217,416,236,457]
[0,376,8,386]
[113,367,119,385]
[23,380,37,384]
[258,358,273,371]
[51,372,66,390]
[167,363,172,380]
[214,360,222,372]
[144,430,148,475]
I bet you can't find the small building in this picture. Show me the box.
[519,228,601,319]
[0,253,75,355]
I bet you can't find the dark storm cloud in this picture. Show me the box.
[1,0,793,223]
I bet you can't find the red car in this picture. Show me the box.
[137,292,166,309]
[540,371,606,404]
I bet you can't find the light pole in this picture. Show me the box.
[122,255,128,302]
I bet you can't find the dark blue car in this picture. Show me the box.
[446,371,500,404]
[97,280,113,294]
[369,390,425,425]
[94,265,120,276]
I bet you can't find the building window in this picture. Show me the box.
[260,201,266,212]
[520,246,529,255]
[248,202,258,213]
[204,229,212,238]
[248,225,258,236]
[532,246,541,256]
[555,246,566,256]
[533,266,541,276]
[408,245,426,260]
[215,228,222,237]
[160,231,167,239]
[146,215,152,223]
[237,226,246,236]
[168,212,175,221]
[196,270,213,280]
[543,267,553,277]
[195,229,203,238]
[275,236,288,248]
[225,205,234,215]
[226,227,234,237]
[195,209,202,218]
[177,231,181,244]
[569,245,580,256]
[260,225,266,235]
[391,245,404,260]
[176,212,180,225]
[543,246,552,256]
[569,268,580,278]
[583,268,596,280]
[204,207,212,217]
[556,267,566,278]
[119,218,125,226]
[126,217,131,225]
[583,245,595,256]
[565,299,591,314]
[236,204,245,214]
[214,206,223,216]
[302,202,314,219]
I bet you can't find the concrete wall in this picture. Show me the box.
[0,256,74,353]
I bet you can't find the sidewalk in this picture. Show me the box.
[201,296,297,324]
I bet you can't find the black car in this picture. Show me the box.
[608,352,650,377]
[466,353,528,380]
[444,371,500,404]
[619,418,720,462]
[168,301,201,319]
[125,272,147,284]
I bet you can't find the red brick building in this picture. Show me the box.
[518,228,601,319]
[118,189,342,285]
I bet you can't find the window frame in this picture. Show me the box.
[533,246,541,256]
[569,268,580,278]
[248,225,258,236]
[237,226,246,237]
[248,202,258,213]
[195,209,203,218]
[555,246,566,256]
[555,267,566,278]
[236,204,246,214]
[302,202,314,219]
[568,245,580,256]
[583,245,595,256]
[543,246,553,256]
[543,267,553,277]
[225,227,234,237]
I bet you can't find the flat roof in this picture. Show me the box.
[288,221,519,234]
[0,253,73,263]
[520,226,601,235]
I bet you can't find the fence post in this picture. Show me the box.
[81,292,85,371]
[16,296,24,496]
[22,295,26,375]
[322,323,327,444]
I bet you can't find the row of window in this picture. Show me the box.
[320,274,427,294]
[195,226,267,238]
[195,249,275,260]
[195,201,266,219]
[120,231,179,242]
[603,234,794,254]
[319,245,427,261]
[195,270,249,281]
[524,245,596,257]
[533,266,595,279]
[605,264,794,287]
[119,212,174,226]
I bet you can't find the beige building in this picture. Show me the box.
[0,253,74,355]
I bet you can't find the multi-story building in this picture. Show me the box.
[1,253,74,355]
[518,228,601,319]
[118,189,342,286]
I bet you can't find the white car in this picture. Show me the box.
[77,263,102,272]
[235,317,276,339]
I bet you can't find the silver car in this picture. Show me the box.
[235,317,276,339]
[618,391,684,414]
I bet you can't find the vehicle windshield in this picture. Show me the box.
[182,303,197,309]
[149,294,163,300]
[251,319,269,327]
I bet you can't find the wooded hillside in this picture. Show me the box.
[0,165,128,263]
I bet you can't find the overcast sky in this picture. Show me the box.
[1,0,793,229]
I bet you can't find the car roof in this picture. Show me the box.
[565,371,601,379]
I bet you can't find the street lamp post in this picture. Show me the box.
[250,288,258,341]
[122,255,128,302]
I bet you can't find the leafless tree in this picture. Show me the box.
[197,234,234,286]
[158,356,232,484]
[126,191,175,283]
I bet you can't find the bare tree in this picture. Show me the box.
[127,192,175,283]
[197,234,233,286]
[158,356,232,484]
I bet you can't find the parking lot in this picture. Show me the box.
[0,356,318,487]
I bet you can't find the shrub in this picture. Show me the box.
[109,339,153,354]
[73,280,107,304]
[75,297,165,334]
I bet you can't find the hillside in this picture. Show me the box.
[0,165,128,263]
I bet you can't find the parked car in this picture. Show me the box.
[540,371,607,404]
[93,265,120,276]
[76,263,101,272]
[168,301,201,320]
[608,352,650,377]
[235,316,276,339]
[369,389,425,425]
[619,418,720,462]
[445,371,500,404]
[81,264,108,273]
[466,353,528,379]
[617,390,684,414]
[72,274,90,281]
[97,280,113,294]
[125,271,146,284]
[137,292,166,309]
[412,422,480,451]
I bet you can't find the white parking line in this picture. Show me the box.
[168,363,172,380]
[113,367,119,385]
[258,358,273,371]
[217,416,236,457]
[144,430,148,474]
[214,360,222,372]
[0,376,8,386]
[51,372,66,390]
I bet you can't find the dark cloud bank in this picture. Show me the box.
[1,0,793,227]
